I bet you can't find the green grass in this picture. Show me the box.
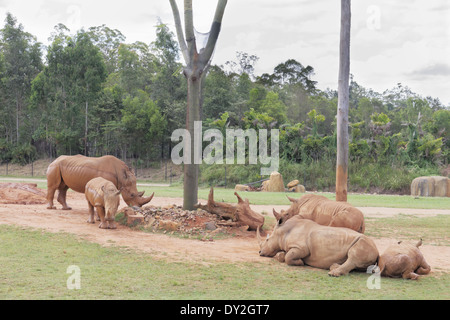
[141,185,450,210]
[1,176,449,209]
[365,214,450,246]
[0,225,448,300]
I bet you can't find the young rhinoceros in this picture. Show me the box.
[85,177,121,229]
[378,239,431,280]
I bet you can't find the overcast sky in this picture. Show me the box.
[1,0,449,105]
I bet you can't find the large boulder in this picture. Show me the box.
[287,180,300,188]
[235,184,250,192]
[288,185,306,193]
[264,171,285,192]
[411,176,450,197]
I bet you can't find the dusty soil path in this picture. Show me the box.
[0,191,449,273]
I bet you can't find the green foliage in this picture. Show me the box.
[10,143,37,165]
[0,13,447,195]
[370,112,390,126]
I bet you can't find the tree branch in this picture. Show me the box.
[184,0,197,61]
[168,0,189,65]
[200,0,228,66]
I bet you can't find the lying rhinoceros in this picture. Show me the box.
[46,155,153,210]
[85,177,121,229]
[378,239,431,280]
[275,194,365,233]
[257,216,379,277]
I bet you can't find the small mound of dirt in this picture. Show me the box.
[119,204,253,240]
[0,183,47,205]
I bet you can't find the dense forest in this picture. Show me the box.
[0,13,449,193]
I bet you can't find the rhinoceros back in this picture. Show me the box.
[50,155,127,193]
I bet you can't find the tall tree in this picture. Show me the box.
[151,21,185,158]
[72,30,107,155]
[336,0,351,202]
[0,13,42,144]
[169,0,228,210]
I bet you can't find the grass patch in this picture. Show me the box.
[365,214,450,246]
[1,177,449,210]
[0,225,448,300]
[138,185,450,210]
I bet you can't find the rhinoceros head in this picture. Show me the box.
[257,226,281,257]
[119,168,154,207]
[273,209,289,226]
[101,185,121,221]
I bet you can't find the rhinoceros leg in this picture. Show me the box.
[274,251,286,263]
[96,207,108,229]
[87,203,95,224]
[46,165,61,210]
[329,236,378,277]
[284,247,309,266]
[416,259,431,275]
[57,184,72,210]
[402,270,419,280]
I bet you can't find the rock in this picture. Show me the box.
[127,214,144,225]
[159,220,180,232]
[235,184,250,191]
[411,176,450,197]
[264,171,285,192]
[261,180,270,191]
[204,221,217,231]
[146,217,156,227]
[287,180,300,188]
[288,184,306,193]
[122,207,135,217]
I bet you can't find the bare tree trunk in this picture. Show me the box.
[16,94,20,143]
[170,0,228,210]
[184,76,201,209]
[336,0,351,202]
[85,99,88,156]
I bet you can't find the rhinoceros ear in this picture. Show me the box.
[273,209,282,221]
[287,196,297,203]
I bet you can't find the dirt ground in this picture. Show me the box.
[0,185,449,273]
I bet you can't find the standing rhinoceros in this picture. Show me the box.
[257,216,379,277]
[276,194,365,233]
[378,239,431,280]
[85,177,121,229]
[46,155,153,210]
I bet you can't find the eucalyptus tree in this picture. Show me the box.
[72,30,107,155]
[169,0,228,210]
[0,13,42,144]
[336,0,351,202]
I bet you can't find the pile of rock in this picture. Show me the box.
[286,179,306,193]
[119,204,250,240]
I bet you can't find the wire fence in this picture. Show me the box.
[0,158,182,185]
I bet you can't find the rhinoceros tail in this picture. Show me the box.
[371,254,384,275]
[416,238,423,248]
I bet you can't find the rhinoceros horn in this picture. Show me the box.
[137,192,154,206]
[257,227,263,248]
